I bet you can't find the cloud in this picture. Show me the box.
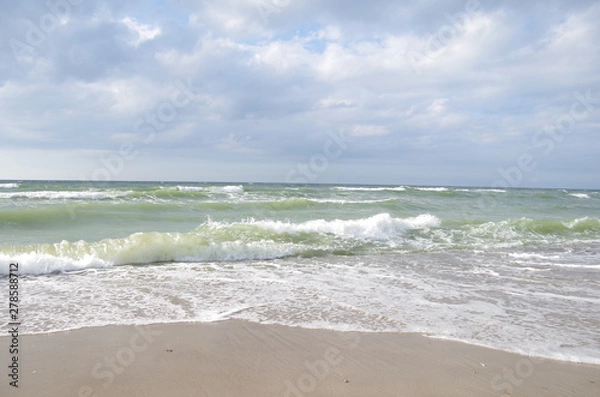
[0,0,599,187]
[120,17,161,47]
[347,125,389,137]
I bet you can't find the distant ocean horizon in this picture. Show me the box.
[1,180,599,365]
[2,179,599,190]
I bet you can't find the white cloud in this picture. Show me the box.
[252,40,314,72]
[427,98,449,114]
[120,17,161,47]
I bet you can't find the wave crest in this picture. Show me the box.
[0,213,439,275]
[0,190,129,200]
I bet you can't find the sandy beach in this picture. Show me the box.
[1,320,598,397]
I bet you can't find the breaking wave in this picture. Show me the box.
[0,213,439,275]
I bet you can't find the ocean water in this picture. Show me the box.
[1,181,599,364]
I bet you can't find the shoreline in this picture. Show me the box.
[1,320,598,396]
[9,319,600,366]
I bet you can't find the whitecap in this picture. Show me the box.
[235,213,441,241]
[209,185,244,193]
[332,186,406,192]
[569,193,590,199]
[412,187,448,192]
[0,190,130,200]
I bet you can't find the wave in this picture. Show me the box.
[310,198,394,204]
[134,189,209,200]
[166,185,244,193]
[174,186,205,192]
[3,212,598,275]
[334,186,510,194]
[333,186,509,194]
[478,189,507,193]
[0,201,181,225]
[0,252,112,275]
[455,188,507,193]
[467,217,600,239]
[227,213,440,241]
[209,185,244,193]
[569,193,590,199]
[0,213,439,275]
[0,198,400,226]
[562,217,600,231]
[332,186,406,192]
[0,186,242,202]
[0,207,80,225]
[0,190,130,200]
[0,183,19,189]
[254,197,395,207]
[412,187,448,192]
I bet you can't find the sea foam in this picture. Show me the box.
[210,185,244,193]
[569,193,590,199]
[0,213,440,275]
[0,190,129,200]
[333,186,406,192]
[211,213,440,241]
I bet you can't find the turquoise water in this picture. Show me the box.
[1,181,599,364]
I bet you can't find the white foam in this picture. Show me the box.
[0,190,129,200]
[465,188,507,193]
[209,185,244,193]
[233,213,441,241]
[175,186,205,192]
[563,217,599,228]
[549,263,600,270]
[332,186,406,192]
[163,185,245,193]
[479,189,507,193]
[412,187,448,192]
[0,183,19,189]
[0,252,112,275]
[569,193,590,199]
[16,252,600,365]
[310,198,394,204]
[508,252,560,260]
[0,239,300,275]
[1,213,441,275]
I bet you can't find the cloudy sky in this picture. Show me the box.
[1,0,599,188]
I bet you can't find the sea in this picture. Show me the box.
[0,180,599,365]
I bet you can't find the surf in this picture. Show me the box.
[0,213,441,275]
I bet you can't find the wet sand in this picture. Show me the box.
[1,320,598,396]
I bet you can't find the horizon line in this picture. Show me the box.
[0,179,597,191]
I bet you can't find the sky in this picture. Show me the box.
[0,0,599,188]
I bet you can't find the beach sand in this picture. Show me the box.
[1,320,598,397]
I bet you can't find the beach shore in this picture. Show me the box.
[1,320,598,397]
